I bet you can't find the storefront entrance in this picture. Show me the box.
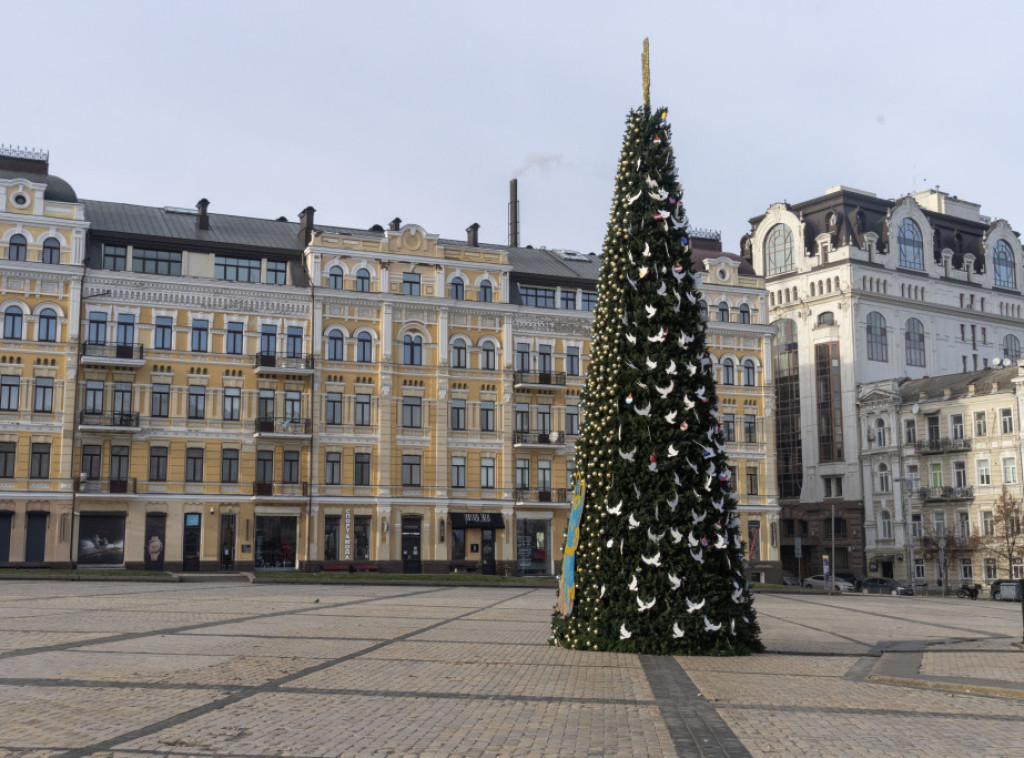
[79,513,126,566]
[0,511,12,562]
[182,513,202,572]
[255,516,297,569]
[481,529,496,575]
[25,513,47,563]
[144,514,166,571]
[220,514,236,570]
[401,516,421,574]
[516,518,551,576]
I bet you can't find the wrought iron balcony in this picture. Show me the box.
[254,417,312,435]
[253,353,314,373]
[252,481,309,497]
[81,342,145,364]
[513,431,566,446]
[79,411,140,429]
[917,486,974,501]
[513,371,566,388]
[514,488,568,503]
[914,437,971,455]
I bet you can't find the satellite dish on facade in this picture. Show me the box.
[912,403,920,414]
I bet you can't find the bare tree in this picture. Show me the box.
[981,485,1024,577]
[917,519,984,587]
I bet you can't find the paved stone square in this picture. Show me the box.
[0,581,1021,757]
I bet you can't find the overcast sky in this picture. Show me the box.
[7,1,1024,256]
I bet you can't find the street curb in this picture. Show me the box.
[867,674,1024,700]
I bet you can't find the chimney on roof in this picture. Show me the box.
[466,223,480,247]
[299,206,316,245]
[389,217,402,231]
[196,198,210,230]
[508,179,520,248]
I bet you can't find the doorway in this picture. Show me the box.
[220,513,236,570]
[480,528,496,575]
[25,512,47,563]
[183,512,201,572]
[401,516,422,573]
[0,512,10,562]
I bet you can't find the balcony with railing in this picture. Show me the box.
[513,371,566,388]
[79,411,141,430]
[515,488,568,504]
[76,477,137,494]
[917,486,974,502]
[253,352,314,374]
[254,417,312,436]
[513,431,567,447]
[914,437,971,455]
[252,482,309,498]
[81,342,145,366]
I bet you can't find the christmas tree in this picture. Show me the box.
[550,55,763,656]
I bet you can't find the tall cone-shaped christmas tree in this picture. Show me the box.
[550,100,763,656]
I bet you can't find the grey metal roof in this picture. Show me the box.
[507,246,602,281]
[83,200,304,252]
[899,365,1019,403]
[0,169,78,203]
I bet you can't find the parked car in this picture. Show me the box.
[990,579,1022,601]
[861,577,913,596]
[804,574,855,592]
[781,571,801,587]
[836,572,868,592]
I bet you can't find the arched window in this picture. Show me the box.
[328,267,344,290]
[738,303,751,324]
[37,308,57,342]
[879,464,891,493]
[897,218,924,270]
[451,338,467,368]
[327,329,344,360]
[42,238,61,265]
[1003,334,1022,362]
[403,334,423,365]
[742,359,755,386]
[699,301,708,321]
[875,418,888,447]
[721,357,735,385]
[765,224,794,275]
[479,280,493,303]
[356,331,373,363]
[866,311,888,362]
[817,311,835,326]
[994,240,1016,289]
[450,277,464,300]
[355,268,371,293]
[905,318,925,367]
[879,509,892,540]
[3,306,23,339]
[481,341,496,370]
[718,301,730,322]
[7,234,26,262]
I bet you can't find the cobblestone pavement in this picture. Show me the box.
[0,582,1021,757]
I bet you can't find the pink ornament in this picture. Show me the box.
[680,421,688,431]
[626,394,634,405]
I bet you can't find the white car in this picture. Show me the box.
[804,574,854,592]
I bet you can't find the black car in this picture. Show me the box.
[861,577,913,596]
[836,572,867,591]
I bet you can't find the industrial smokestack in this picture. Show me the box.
[508,179,519,248]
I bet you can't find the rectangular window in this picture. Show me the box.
[974,411,987,437]
[451,456,466,488]
[744,414,757,442]
[930,463,943,488]
[354,452,371,485]
[537,345,553,374]
[960,558,974,581]
[256,450,274,483]
[258,389,274,419]
[1003,456,1018,484]
[538,460,552,492]
[102,244,127,271]
[977,459,991,486]
[33,377,53,412]
[581,292,598,311]
[984,557,998,581]
[266,260,286,285]
[154,316,173,350]
[566,405,579,436]
[324,515,340,561]
[515,343,531,372]
[746,466,759,495]
[260,325,276,356]
[722,413,736,442]
[223,387,240,421]
[950,414,964,440]
[450,399,466,431]
[87,313,107,345]
[515,403,530,433]
[284,391,301,420]
[116,314,135,346]
[215,255,261,282]
[982,510,994,536]
[286,326,302,357]
[911,513,922,538]
[226,322,244,354]
[82,445,101,480]
[481,457,495,489]
[282,451,300,483]
[354,516,371,559]
[480,401,495,432]
[355,394,371,426]
[560,290,576,310]
[221,449,239,483]
[904,419,917,444]
[325,393,342,425]
[958,511,971,538]
[185,448,204,482]
[151,384,169,418]
[402,272,421,296]
[401,454,421,486]
[1001,408,1014,434]
[83,380,102,414]
[188,386,206,419]
[953,461,967,489]
[0,442,16,478]
[402,396,422,428]
[0,375,20,411]
[566,346,580,376]
[109,445,128,484]
[149,446,168,482]
[29,442,50,479]
[132,248,181,276]
[537,404,551,434]
[325,452,341,485]
[815,342,843,463]
[519,286,556,308]
[516,459,530,489]
[933,511,946,536]
[191,319,208,352]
